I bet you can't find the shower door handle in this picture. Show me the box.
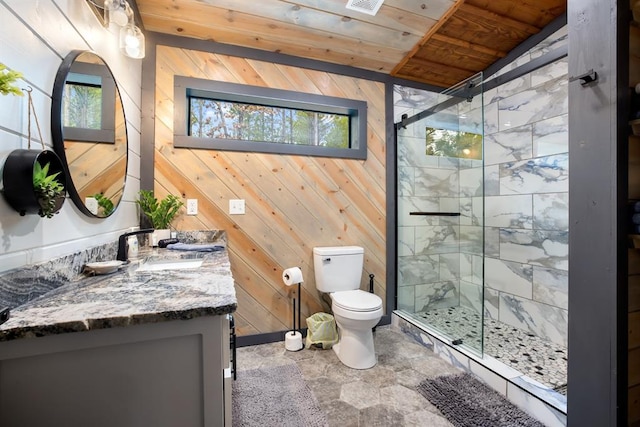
[409,212,460,216]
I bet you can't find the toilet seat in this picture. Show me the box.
[331,290,382,312]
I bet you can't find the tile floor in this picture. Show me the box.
[236,326,462,427]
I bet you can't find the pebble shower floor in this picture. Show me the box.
[418,306,567,393]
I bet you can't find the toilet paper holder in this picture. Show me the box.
[283,267,304,351]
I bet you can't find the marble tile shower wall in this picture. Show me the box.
[395,27,569,347]
[482,28,569,348]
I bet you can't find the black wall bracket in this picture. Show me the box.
[570,69,599,86]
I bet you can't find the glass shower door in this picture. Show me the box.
[396,73,484,354]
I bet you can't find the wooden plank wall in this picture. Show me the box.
[153,46,387,337]
[630,22,640,427]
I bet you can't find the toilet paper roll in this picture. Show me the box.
[284,330,303,351]
[282,266,304,286]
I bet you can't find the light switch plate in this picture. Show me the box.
[186,199,198,215]
[229,199,245,215]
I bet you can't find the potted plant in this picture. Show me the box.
[3,150,67,217]
[90,193,115,217]
[33,161,65,218]
[135,189,184,245]
[2,64,67,218]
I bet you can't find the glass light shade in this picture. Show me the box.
[104,0,131,27]
[119,24,145,59]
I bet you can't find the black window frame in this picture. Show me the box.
[174,76,367,160]
[63,61,116,144]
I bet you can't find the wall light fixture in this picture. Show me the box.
[119,22,145,59]
[104,0,132,27]
[101,0,145,59]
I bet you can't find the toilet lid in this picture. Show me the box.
[332,290,382,312]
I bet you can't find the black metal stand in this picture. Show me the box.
[297,282,301,336]
[290,282,302,337]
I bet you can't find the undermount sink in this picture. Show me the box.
[136,257,204,272]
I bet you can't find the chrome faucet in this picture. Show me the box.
[116,228,154,261]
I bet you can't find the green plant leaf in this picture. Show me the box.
[0,63,24,97]
[136,190,184,229]
[91,193,115,216]
[33,161,65,218]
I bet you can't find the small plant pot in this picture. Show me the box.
[2,149,67,217]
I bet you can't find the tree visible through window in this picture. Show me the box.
[174,77,367,159]
[189,97,350,148]
[426,127,482,160]
[63,82,102,130]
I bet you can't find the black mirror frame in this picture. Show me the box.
[51,50,128,218]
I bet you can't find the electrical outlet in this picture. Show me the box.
[229,199,245,215]
[186,198,198,215]
[85,197,99,215]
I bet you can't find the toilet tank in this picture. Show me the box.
[313,246,364,293]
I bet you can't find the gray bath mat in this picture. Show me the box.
[417,373,546,427]
[232,363,328,427]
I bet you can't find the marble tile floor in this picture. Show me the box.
[235,326,462,427]
[418,306,568,391]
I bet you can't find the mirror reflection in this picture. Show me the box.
[52,51,127,218]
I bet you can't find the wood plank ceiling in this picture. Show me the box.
[136,0,566,88]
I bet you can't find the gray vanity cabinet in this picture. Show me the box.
[0,315,232,426]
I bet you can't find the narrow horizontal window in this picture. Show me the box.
[174,77,367,159]
[189,97,350,148]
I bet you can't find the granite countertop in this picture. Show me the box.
[0,246,237,342]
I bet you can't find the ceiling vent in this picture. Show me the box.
[346,0,385,16]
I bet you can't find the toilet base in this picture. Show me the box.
[332,326,377,369]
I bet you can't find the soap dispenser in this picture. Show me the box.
[127,228,139,259]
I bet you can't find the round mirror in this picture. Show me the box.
[51,50,128,218]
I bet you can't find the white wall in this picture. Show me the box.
[0,0,142,272]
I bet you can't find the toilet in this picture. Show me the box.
[313,246,383,369]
